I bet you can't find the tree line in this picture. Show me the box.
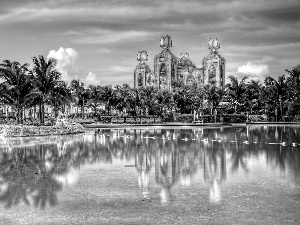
[0,55,300,124]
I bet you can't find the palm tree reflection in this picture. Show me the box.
[230,133,249,174]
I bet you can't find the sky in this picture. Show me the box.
[0,0,299,87]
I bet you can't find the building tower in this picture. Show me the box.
[202,38,226,88]
[153,35,178,91]
[134,50,151,89]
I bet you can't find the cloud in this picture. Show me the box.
[225,62,269,84]
[238,62,269,76]
[84,72,100,86]
[110,66,132,73]
[72,29,156,44]
[47,47,79,82]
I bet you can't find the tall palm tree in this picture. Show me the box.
[244,80,262,114]
[29,55,68,124]
[225,75,248,113]
[285,65,300,117]
[204,84,224,115]
[113,84,132,115]
[0,60,33,123]
[141,86,158,115]
[155,90,173,117]
[173,84,194,114]
[50,82,73,117]
[189,83,205,112]
[87,85,102,115]
[100,85,114,115]
[70,79,89,118]
[131,88,146,116]
[264,75,287,121]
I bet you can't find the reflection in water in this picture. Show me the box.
[203,140,226,203]
[135,147,152,200]
[155,142,180,204]
[0,126,300,209]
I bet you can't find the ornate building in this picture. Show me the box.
[203,38,226,88]
[134,35,225,90]
[134,51,151,88]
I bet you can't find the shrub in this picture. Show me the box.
[222,114,247,123]
[175,114,193,123]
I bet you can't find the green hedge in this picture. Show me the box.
[175,114,194,123]
[175,114,248,123]
[222,114,247,123]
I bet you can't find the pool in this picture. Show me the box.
[0,125,299,224]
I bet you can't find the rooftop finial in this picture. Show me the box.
[160,35,172,49]
[208,38,220,52]
[137,50,148,64]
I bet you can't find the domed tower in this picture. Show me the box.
[202,38,225,88]
[134,50,151,89]
[153,35,178,91]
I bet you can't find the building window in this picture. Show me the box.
[138,73,143,86]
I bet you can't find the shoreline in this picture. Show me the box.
[82,122,300,129]
[1,122,300,138]
[0,123,85,138]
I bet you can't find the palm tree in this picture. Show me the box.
[285,65,300,117]
[113,84,132,115]
[204,84,224,115]
[155,90,173,118]
[141,86,158,115]
[0,60,33,123]
[87,85,102,116]
[225,75,248,113]
[70,79,89,118]
[264,75,287,121]
[173,84,194,114]
[29,55,68,124]
[244,80,262,114]
[50,82,73,117]
[100,85,114,115]
[131,88,146,116]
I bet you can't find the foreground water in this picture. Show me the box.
[0,125,300,224]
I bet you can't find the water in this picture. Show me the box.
[0,125,300,224]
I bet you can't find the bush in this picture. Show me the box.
[293,115,300,122]
[222,114,247,123]
[175,114,193,123]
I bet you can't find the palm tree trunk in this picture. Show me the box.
[94,106,97,116]
[42,103,45,124]
[82,100,85,118]
[107,101,110,115]
[39,101,43,124]
[16,106,21,124]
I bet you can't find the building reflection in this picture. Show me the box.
[1,126,300,208]
[155,142,180,204]
[203,140,226,203]
[135,145,152,200]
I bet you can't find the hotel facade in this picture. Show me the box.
[134,36,226,91]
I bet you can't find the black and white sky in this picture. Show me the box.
[0,0,299,86]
